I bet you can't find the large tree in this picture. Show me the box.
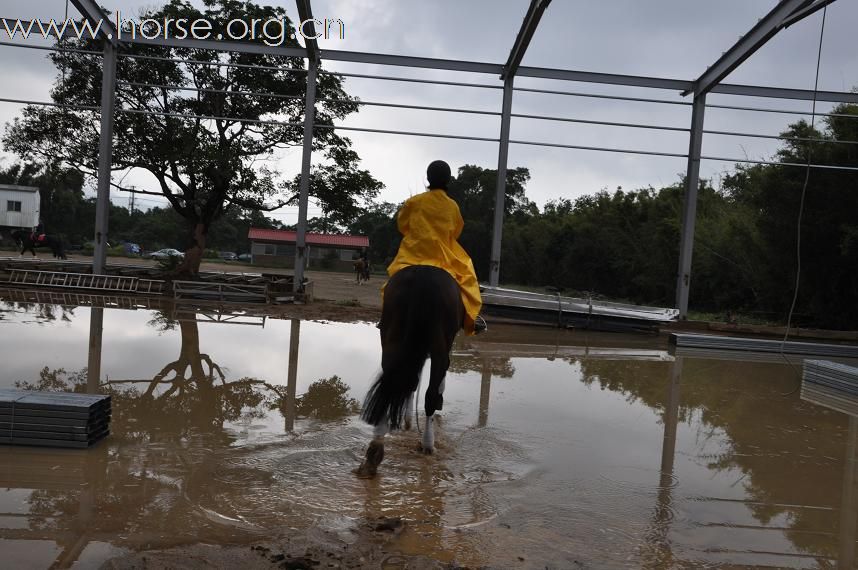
[3,0,380,273]
[446,164,535,280]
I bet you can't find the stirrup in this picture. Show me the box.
[474,315,487,334]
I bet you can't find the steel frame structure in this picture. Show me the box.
[1,1,851,309]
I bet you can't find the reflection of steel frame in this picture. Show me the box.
[174,308,267,328]
[0,289,267,327]
[0,287,165,311]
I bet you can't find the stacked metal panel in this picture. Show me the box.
[801,360,858,417]
[803,360,858,395]
[669,333,858,359]
[0,389,111,448]
[480,286,679,332]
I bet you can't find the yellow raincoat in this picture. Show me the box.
[386,189,482,335]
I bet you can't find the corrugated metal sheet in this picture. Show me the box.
[248,227,369,248]
[0,185,40,228]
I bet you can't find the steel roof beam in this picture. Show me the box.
[295,0,319,63]
[685,0,836,96]
[502,0,552,80]
[69,0,117,45]
[711,83,858,104]
[780,0,837,28]
[517,66,690,91]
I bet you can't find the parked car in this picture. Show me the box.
[238,253,252,262]
[148,248,184,260]
[218,251,238,261]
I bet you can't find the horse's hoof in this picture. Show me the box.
[417,442,434,455]
[353,463,378,479]
[354,439,384,478]
[404,418,412,431]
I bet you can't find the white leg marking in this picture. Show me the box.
[404,391,414,429]
[373,413,390,439]
[422,414,435,452]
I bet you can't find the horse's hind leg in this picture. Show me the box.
[355,415,389,478]
[404,391,415,431]
[421,352,450,454]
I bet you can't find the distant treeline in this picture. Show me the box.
[351,103,858,329]
[0,162,283,253]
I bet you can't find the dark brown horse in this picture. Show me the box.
[355,265,463,478]
[9,229,67,259]
[353,258,370,284]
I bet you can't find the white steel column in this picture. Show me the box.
[489,77,514,287]
[293,61,318,292]
[675,94,706,318]
[93,42,117,275]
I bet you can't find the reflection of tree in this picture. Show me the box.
[293,376,359,420]
[144,320,225,398]
[579,358,845,562]
[451,335,516,378]
[7,309,370,566]
[102,317,270,442]
[448,355,515,378]
[0,297,75,323]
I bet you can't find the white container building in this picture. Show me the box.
[0,184,41,229]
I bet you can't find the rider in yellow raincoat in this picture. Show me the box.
[386,160,484,335]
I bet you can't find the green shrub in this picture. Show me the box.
[106,244,126,257]
[203,248,219,259]
[156,255,181,272]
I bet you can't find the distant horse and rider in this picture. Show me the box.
[355,160,486,478]
[7,227,67,259]
[353,254,371,284]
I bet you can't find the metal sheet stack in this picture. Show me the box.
[670,333,858,359]
[804,360,858,392]
[0,389,110,448]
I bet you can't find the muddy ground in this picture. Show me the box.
[63,254,386,323]
[101,519,471,570]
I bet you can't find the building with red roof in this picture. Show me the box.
[247,227,369,270]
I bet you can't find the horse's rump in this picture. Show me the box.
[361,265,461,428]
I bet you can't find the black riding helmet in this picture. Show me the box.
[426,160,451,190]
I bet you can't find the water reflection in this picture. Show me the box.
[86,307,103,394]
[478,358,491,428]
[283,319,299,432]
[5,294,858,567]
[802,380,858,569]
[840,418,858,569]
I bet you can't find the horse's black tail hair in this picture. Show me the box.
[361,269,437,429]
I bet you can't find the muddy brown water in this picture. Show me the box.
[1,296,858,569]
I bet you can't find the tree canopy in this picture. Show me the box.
[3,0,381,273]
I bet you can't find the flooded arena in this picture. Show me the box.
[0,294,856,569]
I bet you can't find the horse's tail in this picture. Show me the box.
[56,235,67,259]
[361,269,436,429]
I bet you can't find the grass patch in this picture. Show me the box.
[687,310,783,326]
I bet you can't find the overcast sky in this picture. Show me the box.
[1,0,856,226]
